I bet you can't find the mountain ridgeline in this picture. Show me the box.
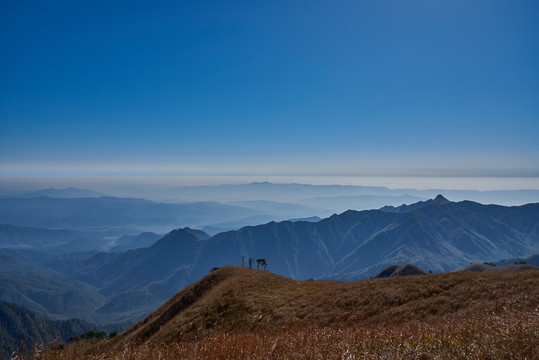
[191,195,539,280]
[17,195,535,326]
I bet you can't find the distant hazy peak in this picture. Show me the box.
[13,187,106,198]
[165,227,210,240]
[380,195,451,213]
[433,194,450,203]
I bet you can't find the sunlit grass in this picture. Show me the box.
[30,308,538,360]
[22,267,539,360]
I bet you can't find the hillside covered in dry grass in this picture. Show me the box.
[38,266,538,359]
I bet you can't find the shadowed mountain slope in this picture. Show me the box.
[190,196,539,281]
[108,232,162,252]
[49,228,210,324]
[0,300,99,360]
[70,228,209,293]
[190,209,401,281]
[0,252,105,320]
[373,264,427,278]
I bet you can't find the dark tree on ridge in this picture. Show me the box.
[256,258,267,270]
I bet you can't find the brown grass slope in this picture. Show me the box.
[100,265,539,350]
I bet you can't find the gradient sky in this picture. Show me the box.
[1,1,538,182]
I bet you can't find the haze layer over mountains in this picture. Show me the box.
[0,183,537,330]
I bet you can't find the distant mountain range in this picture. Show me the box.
[0,224,155,254]
[9,182,539,209]
[155,182,539,206]
[1,187,107,199]
[0,195,321,234]
[0,196,262,233]
[1,195,536,327]
[5,183,539,236]
[190,195,539,281]
[0,224,90,249]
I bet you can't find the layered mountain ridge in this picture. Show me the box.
[190,195,538,281]
[1,196,538,327]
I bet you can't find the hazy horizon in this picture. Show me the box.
[2,175,539,194]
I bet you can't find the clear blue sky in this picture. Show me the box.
[1,1,538,180]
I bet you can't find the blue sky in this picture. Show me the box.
[1,1,538,183]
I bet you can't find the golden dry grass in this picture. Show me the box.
[33,310,539,359]
[25,266,539,359]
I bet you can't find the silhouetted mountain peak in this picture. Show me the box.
[178,227,210,239]
[380,195,450,213]
[150,228,209,250]
[433,194,449,203]
[374,264,427,278]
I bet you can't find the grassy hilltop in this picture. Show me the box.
[38,266,538,359]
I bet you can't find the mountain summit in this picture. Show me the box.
[433,194,450,203]
[380,194,449,213]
